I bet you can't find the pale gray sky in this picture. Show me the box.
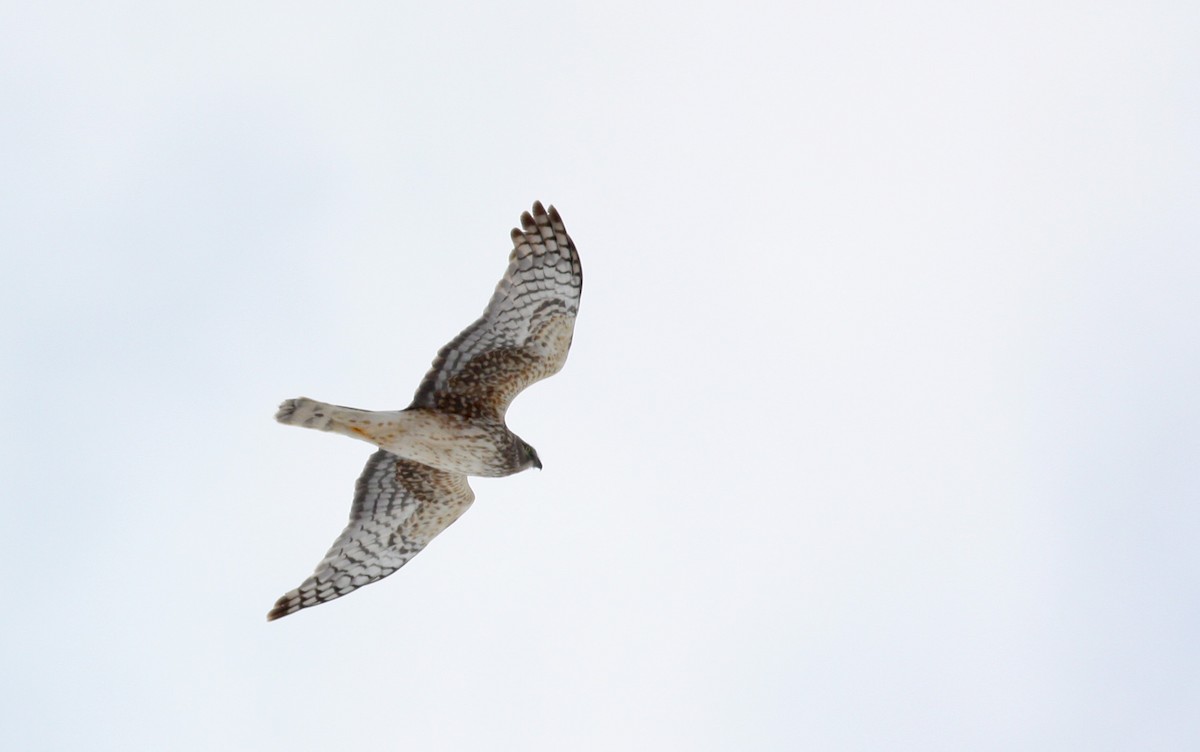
[2,2,1198,750]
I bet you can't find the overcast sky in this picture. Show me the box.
[3,2,1198,750]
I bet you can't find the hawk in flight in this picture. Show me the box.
[268,202,581,620]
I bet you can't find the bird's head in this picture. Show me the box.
[514,438,542,472]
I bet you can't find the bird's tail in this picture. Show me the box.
[275,397,405,451]
[275,397,338,431]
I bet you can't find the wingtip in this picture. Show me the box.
[266,594,295,621]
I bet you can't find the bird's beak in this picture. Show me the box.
[534,456,543,470]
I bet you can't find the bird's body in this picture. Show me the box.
[276,399,510,477]
[268,202,580,620]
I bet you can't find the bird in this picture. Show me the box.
[267,201,581,621]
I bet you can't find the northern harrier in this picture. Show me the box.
[269,202,581,620]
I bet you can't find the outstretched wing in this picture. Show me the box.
[267,451,475,620]
[409,201,582,418]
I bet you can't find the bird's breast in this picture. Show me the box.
[379,410,512,477]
